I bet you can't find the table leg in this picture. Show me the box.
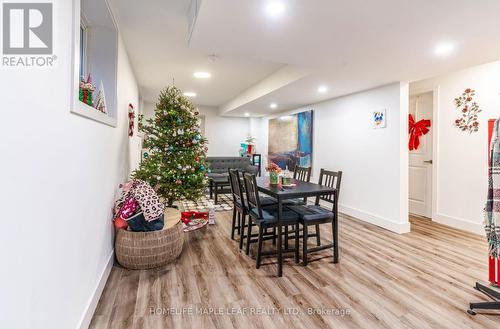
[214,184,219,205]
[277,199,283,277]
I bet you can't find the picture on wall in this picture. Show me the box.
[373,109,387,128]
[268,110,313,170]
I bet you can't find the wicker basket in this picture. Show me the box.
[115,207,184,269]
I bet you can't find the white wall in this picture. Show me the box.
[144,102,251,157]
[198,106,250,156]
[0,2,140,329]
[143,100,155,120]
[253,83,410,233]
[411,60,500,234]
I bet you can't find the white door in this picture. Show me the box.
[409,92,433,218]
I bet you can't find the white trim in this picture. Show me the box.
[339,204,411,234]
[77,251,114,329]
[72,101,116,127]
[409,86,440,223]
[70,0,118,127]
[434,213,483,235]
[399,82,410,227]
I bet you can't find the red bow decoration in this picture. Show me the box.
[408,114,431,151]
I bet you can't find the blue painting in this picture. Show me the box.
[373,109,386,128]
[268,110,313,170]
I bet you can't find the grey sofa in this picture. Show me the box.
[206,157,258,179]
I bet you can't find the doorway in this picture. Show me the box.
[409,91,433,218]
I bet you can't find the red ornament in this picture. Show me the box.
[408,114,431,151]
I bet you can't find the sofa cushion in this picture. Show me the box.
[207,172,229,179]
[206,157,256,174]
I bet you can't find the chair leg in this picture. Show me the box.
[231,207,236,240]
[237,212,241,235]
[315,224,321,246]
[333,217,339,263]
[284,225,289,249]
[303,224,308,266]
[256,225,264,269]
[272,227,277,245]
[294,223,300,263]
[239,213,246,250]
[246,217,253,255]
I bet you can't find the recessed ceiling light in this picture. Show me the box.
[318,85,328,93]
[265,1,285,17]
[193,72,211,79]
[434,42,455,56]
[184,92,197,97]
[244,112,250,117]
[270,103,277,109]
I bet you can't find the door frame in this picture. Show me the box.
[409,86,439,221]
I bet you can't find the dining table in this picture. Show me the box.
[255,176,337,277]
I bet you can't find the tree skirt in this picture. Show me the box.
[181,193,233,212]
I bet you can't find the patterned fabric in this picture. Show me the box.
[117,198,139,220]
[114,180,164,222]
[485,118,500,257]
[181,194,233,212]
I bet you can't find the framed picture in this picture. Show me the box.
[268,110,313,170]
[373,109,387,128]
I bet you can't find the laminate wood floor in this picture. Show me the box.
[89,212,500,329]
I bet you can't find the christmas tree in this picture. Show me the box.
[132,86,208,206]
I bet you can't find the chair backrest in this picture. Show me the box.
[294,166,312,182]
[243,173,263,218]
[228,169,245,208]
[316,169,342,209]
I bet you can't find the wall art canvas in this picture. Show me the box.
[268,110,313,170]
[373,109,387,128]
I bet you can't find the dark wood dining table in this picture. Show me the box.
[255,176,337,277]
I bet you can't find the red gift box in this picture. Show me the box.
[181,211,208,224]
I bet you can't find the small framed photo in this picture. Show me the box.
[373,109,387,128]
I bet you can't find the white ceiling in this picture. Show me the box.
[111,0,500,116]
[108,0,283,106]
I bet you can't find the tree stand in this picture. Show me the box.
[467,282,500,315]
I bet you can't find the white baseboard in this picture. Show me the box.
[433,213,483,235]
[339,204,410,234]
[77,250,114,329]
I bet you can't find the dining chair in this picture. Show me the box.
[288,168,342,265]
[243,173,300,269]
[228,169,245,242]
[228,169,278,253]
[283,166,312,248]
[294,166,312,182]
